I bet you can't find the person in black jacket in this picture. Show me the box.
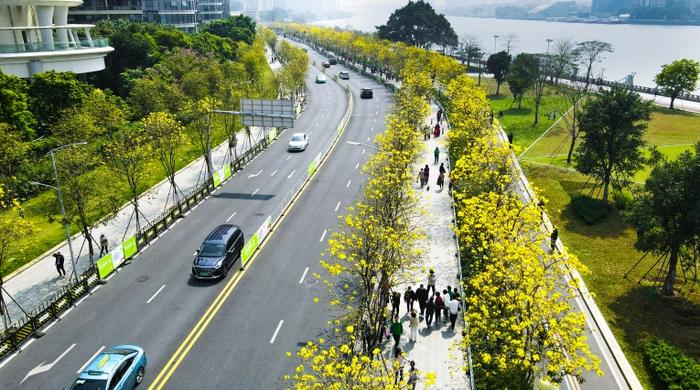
[391,291,401,318]
[404,286,415,313]
[53,252,66,277]
[425,297,435,328]
[415,284,429,317]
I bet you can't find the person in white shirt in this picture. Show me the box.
[447,297,460,331]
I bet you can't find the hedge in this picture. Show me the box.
[643,337,700,390]
[570,194,609,225]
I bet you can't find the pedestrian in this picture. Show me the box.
[424,165,430,191]
[508,132,514,145]
[99,233,109,257]
[425,296,435,327]
[407,361,418,389]
[433,124,441,138]
[391,291,401,318]
[442,289,450,322]
[437,108,443,123]
[417,168,425,188]
[404,286,415,313]
[550,227,559,253]
[390,316,403,346]
[415,284,428,316]
[423,126,431,141]
[409,311,419,342]
[448,296,460,331]
[427,269,436,295]
[447,285,456,301]
[434,292,444,325]
[433,146,440,165]
[437,171,445,190]
[439,163,446,175]
[393,347,405,384]
[53,252,66,277]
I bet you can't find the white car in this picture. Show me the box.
[315,74,327,83]
[288,133,309,152]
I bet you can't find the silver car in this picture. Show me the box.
[288,133,309,152]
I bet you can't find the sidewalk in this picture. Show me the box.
[2,48,283,329]
[383,104,469,389]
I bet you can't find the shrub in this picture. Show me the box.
[613,188,634,210]
[570,194,609,225]
[643,337,700,390]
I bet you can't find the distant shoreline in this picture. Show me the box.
[442,14,700,27]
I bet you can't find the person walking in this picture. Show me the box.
[391,291,401,318]
[417,168,425,188]
[437,108,443,123]
[99,233,109,257]
[407,361,418,390]
[53,252,66,277]
[409,311,419,342]
[425,296,435,327]
[433,146,440,165]
[439,163,446,175]
[415,284,428,316]
[447,285,455,301]
[550,227,559,253]
[390,316,403,346]
[437,171,445,190]
[404,286,415,313]
[442,289,450,322]
[434,292,444,325]
[393,347,405,384]
[423,165,430,191]
[427,269,436,295]
[447,296,460,331]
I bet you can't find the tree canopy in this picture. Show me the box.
[486,51,511,95]
[654,58,700,110]
[507,53,539,108]
[376,0,458,49]
[575,87,653,202]
[201,15,256,46]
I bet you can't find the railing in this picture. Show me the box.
[0,38,110,54]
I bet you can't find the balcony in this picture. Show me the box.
[0,38,110,53]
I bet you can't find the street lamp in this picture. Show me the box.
[346,141,379,151]
[493,35,499,53]
[32,141,87,283]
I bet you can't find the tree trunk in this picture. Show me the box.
[496,81,501,96]
[602,171,610,202]
[566,133,577,164]
[82,225,94,262]
[534,98,540,125]
[662,246,680,296]
[670,96,675,110]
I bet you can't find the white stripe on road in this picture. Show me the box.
[192,251,197,256]
[308,131,312,137]
[320,229,327,242]
[346,180,352,188]
[287,170,296,179]
[77,346,105,374]
[287,155,292,160]
[251,188,260,197]
[335,201,341,212]
[299,267,309,284]
[366,137,370,142]
[355,162,359,170]
[248,170,263,179]
[270,169,278,177]
[226,211,237,222]
[373,118,376,122]
[370,127,374,132]
[362,148,366,155]
[269,320,284,344]
[146,285,166,304]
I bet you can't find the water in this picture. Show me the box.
[315,10,700,91]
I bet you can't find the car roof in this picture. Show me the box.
[80,349,134,380]
[292,132,306,137]
[340,71,349,74]
[361,87,373,91]
[204,224,240,244]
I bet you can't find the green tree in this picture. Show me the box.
[458,35,483,71]
[551,38,578,84]
[575,87,652,202]
[507,53,538,109]
[574,40,613,89]
[141,112,185,205]
[28,71,91,137]
[654,58,700,110]
[192,31,237,61]
[201,15,256,45]
[185,97,220,180]
[626,145,700,296]
[486,51,511,96]
[0,72,35,139]
[0,123,30,194]
[377,0,458,49]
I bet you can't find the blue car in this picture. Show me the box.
[69,345,147,390]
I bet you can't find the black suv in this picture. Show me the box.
[360,88,374,99]
[192,224,244,279]
[328,57,338,65]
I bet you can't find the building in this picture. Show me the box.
[639,0,666,8]
[0,0,114,78]
[591,0,638,15]
[68,0,143,24]
[197,0,225,24]
[142,0,197,31]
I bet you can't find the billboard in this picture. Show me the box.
[241,99,294,128]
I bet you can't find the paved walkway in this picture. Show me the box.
[382,104,469,389]
[2,48,283,329]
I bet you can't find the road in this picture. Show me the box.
[0,41,382,389]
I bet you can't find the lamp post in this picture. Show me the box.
[32,141,87,283]
[493,35,499,53]
[546,38,553,55]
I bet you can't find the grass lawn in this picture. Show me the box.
[524,163,700,389]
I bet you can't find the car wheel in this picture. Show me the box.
[135,366,145,386]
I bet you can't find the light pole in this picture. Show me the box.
[493,35,499,53]
[546,38,553,55]
[33,141,87,283]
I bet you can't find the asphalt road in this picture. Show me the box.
[153,41,394,389]
[0,42,357,389]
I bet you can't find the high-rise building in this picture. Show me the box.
[142,0,197,31]
[198,0,225,24]
[591,0,637,15]
[0,0,114,78]
[68,0,143,24]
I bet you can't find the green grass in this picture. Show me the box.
[1,56,278,278]
[524,163,700,389]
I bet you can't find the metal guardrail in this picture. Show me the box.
[0,135,273,362]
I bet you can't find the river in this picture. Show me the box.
[315,9,700,91]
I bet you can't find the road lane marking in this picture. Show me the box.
[21,343,77,384]
[355,162,359,170]
[226,211,237,222]
[192,251,197,256]
[373,118,376,122]
[251,188,260,197]
[320,229,327,242]
[315,123,319,127]
[346,180,352,188]
[335,201,341,212]
[299,267,309,284]
[147,285,166,304]
[287,155,292,160]
[270,169,278,177]
[77,346,105,374]
[269,320,284,344]
[370,127,374,132]
[308,131,312,137]
[362,148,366,155]
[287,170,296,179]
[366,137,370,142]
[248,170,263,179]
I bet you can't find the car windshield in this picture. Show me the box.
[291,135,305,142]
[199,243,225,257]
[71,378,107,390]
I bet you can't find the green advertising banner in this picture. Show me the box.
[122,236,137,259]
[223,164,232,180]
[213,171,222,187]
[307,160,317,177]
[241,234,260,267]
[267,128,278,142]
[97,254,114,279]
